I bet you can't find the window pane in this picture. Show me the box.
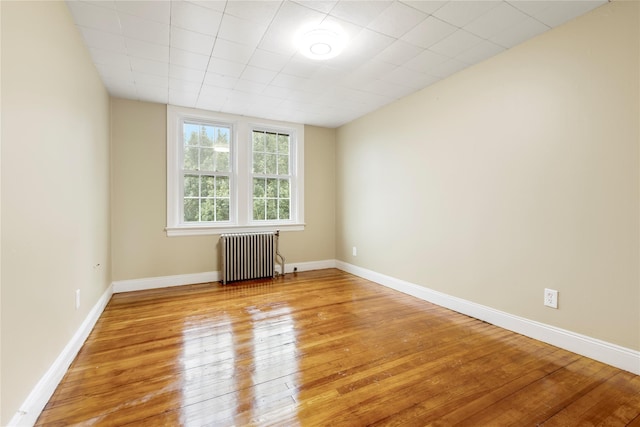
[266,199,278,220]
[277,155,289,174]
[214,127,230,145]
[253,178,265,198]
[265,154,277,174]
[184,123,200,146]
[184,199,199,222]
[184,147,198,170]
[253,199,265,220]
[266,132,277,152]
[216,176,229,197]
[278,199,290,220]
[200,147,214,171]
[201,199,215,221]
[216,198,229,221]
[200,126,214,147]
[201,176,215,197]
[253,131,265,152]
[277,134,289,154]
[184,175,199,197]
[266,178,277,197]
[279,179,290,198]
[214,151,230,172]
[253,153,265,174]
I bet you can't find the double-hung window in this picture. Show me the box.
[166,106,304,236]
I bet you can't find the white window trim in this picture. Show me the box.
[166,105,305,237]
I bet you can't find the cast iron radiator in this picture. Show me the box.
[219,231,285,284]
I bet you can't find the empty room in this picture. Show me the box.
[2,0,639,425]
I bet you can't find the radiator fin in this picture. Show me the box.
[220,232,275,284]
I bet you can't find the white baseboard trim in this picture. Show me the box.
[113,260,338,293]
[112,271,219,293]
[9,284,114,427]
[336,261,640,375]
[276,259,337,274]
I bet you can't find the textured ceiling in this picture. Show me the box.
[67,0,606,128]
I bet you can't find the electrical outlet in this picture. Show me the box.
[75,289,81,310]
[352,246,357,256]
[544,288,558,309]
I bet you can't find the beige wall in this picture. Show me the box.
[111,98,335,281]
[1,1,111,424]
[336,1,639,350]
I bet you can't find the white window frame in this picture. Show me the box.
[166,105,305,236]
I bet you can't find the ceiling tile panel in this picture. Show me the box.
[79,27,127,53]
[347,27,395,59]
[169,78,203,93]
[169,89,199,106]
[224,1,282,23]
[528,1,606,27]
[403,49,449,72]
[115,1,170,24]
[456,40,505,64]
[169,64,206,82]
[428,58,469,78]
[207,58,246,78]
[429,29,483,57]
[382,66,437,89]
[401,16,457,49]
[170,0,223,36]
[270,73,308,90]
[353,59,399,80]
[135,85,169,104]
[125,39,170,62]
[89,48,131,69]
[280,58,321,78]
[217,14,268,46]
[464,2,530,39]
[95,63,134,82]
[293,0,337,14]
[377,39,424,66]
[240,66,279,84]
[169,26,215,56]
[211,38,256,63]
[234,79,267,95]
[328,1,392,27]
[169,48,210,70]
[262,84,292,99]
[204,72,238,89]
[130,57,169,77]
[248,49,291,72]
[367,1,428,38]
[432,1,501,27]
[258,27,299,56]
[66,1,122,34]
[400,1,446,15]
[119,14,170,45]
[103,80,137,98]
[133,72,169,88]
[490,17,549,48]
[187,1,227,12]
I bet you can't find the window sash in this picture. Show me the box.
[166,106,305,236]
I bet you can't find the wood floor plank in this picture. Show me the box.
[35,269,640,426]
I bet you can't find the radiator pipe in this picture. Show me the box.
[275,230,285,277]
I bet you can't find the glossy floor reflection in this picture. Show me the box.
[36,270,640,426]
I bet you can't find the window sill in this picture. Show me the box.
[165,223,305,237]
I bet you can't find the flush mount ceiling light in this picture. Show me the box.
[295,22,348,60]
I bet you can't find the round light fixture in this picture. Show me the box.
[295,23,347,60]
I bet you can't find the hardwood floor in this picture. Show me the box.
[36,269,640,426]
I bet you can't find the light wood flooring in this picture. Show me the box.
[36,269,640,426]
